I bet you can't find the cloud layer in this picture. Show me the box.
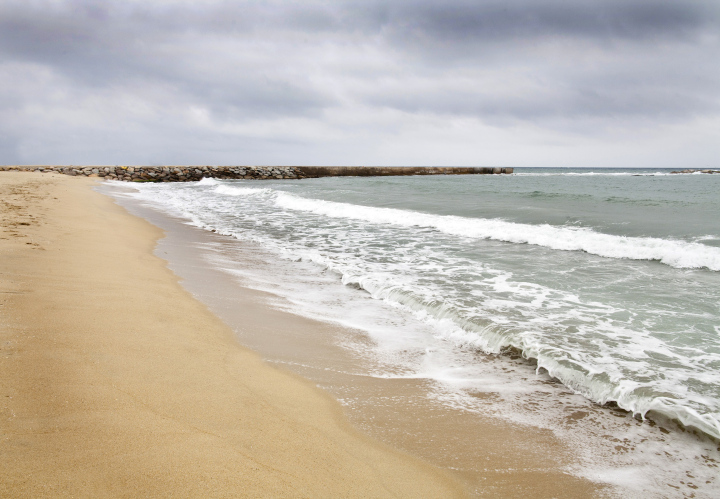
[1,0,719,167]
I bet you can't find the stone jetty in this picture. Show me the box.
[293,166,513,177]
[0,165,513,182]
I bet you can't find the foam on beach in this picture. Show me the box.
[117,170,720,497]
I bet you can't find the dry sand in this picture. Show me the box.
[0,172,464,498]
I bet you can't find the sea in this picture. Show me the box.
[106,167,720,497]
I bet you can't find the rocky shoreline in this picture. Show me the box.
[0,165,513,181]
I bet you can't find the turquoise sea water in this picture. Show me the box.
[126,168,720,442]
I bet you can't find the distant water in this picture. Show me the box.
[125,167,720,441]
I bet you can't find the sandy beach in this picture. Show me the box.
[9,170,716,497]
[3,1,720,496]
[0,171,464,497]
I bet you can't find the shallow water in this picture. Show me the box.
[104,168,720,497]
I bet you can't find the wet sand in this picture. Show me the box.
[0,172,463,497]
[106,182,604,498]
[116,176,720,499]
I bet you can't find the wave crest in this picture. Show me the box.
[275,193,720,271]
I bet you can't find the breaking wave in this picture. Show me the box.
[275,193,720,271]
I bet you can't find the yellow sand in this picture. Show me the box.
[0,172,464,497]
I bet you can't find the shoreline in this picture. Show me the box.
[0,171,463,497]
[104,182,607,497]
[104,174,720,498]
[4,171,718,497]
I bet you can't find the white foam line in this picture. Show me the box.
[275,193,720,271]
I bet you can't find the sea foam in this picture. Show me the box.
[274,193,720,271]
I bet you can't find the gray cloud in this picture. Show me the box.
[376,0,715,42]
[0,1,336,118]
[0,0,719,166]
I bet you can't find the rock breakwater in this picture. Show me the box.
[0,165,305,181]
[0,165,513,181]
[296,166,513,176]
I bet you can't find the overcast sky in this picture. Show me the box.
[1,0,718,167]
